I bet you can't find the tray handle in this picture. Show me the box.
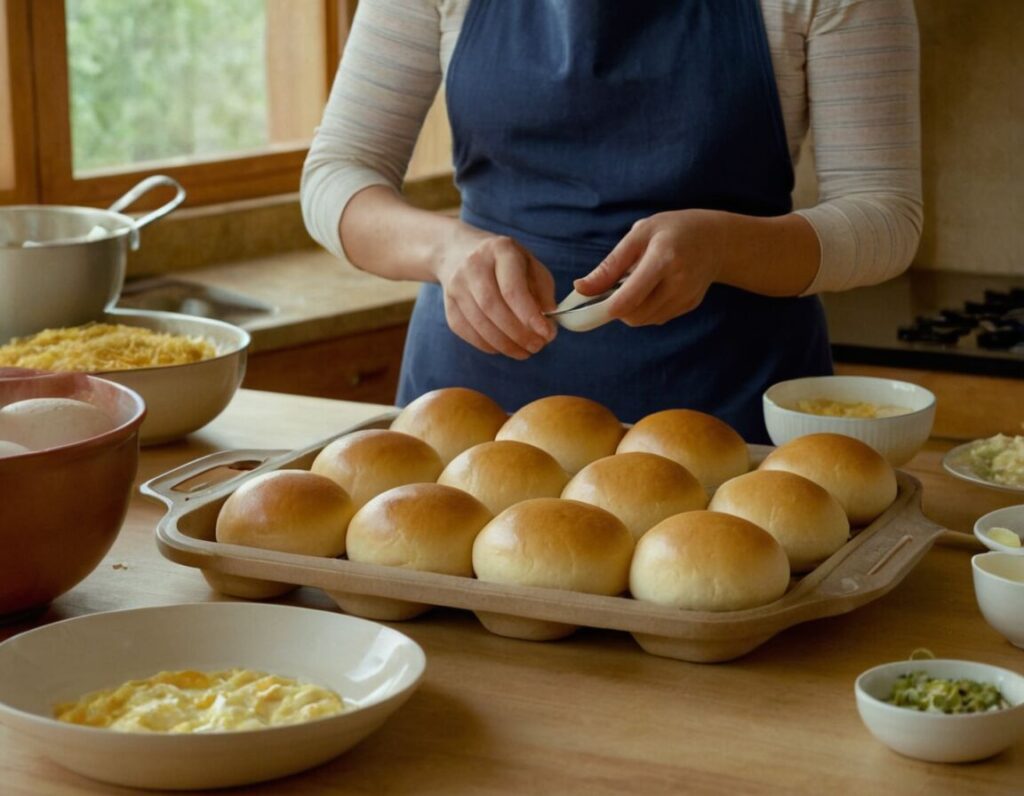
[140,448,288,511]
[813,511,949,600]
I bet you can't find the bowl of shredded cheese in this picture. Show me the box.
[0,309,249,445]
[0,603,425,789]
[763,376,936,466]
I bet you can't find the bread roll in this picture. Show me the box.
[496,395,624,474]
[630,511,790,611]
[758,433,897,526]
[472,497,634,640]
[709,470,849,572]
[438,440,569,515]
[347,483,492,573]
[311,429,443,510]
[616,409,748,491]
[214,471,355,598]
[562,452,707,540]
[339,483,493,620]
[391,387,507,465]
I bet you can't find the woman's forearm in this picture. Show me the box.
[339,186,473,282]
[709,210,821,297]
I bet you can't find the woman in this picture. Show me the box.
[301,0,921,442]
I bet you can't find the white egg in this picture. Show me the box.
[0,398,115,451]
[0,440,31,458]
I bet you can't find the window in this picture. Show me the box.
[1,0,353,208]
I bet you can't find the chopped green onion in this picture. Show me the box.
[886,671,1009,714]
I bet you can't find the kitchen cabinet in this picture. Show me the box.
[243,323,408,405]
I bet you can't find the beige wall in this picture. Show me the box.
[796,0,1023,275]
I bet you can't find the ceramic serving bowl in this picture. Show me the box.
[0,603,426,790]
[855,658,1024,762]
[973,552,1024,648]
[763,376,936,466]
[973,506,1024,554]
[83,308,248,446]
[0,369,145,619]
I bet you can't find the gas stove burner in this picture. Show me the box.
[897,286,1024,352]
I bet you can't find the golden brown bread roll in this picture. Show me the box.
[438,440,569,515]
[390,387,508,465]
[709,470,849,573]
[310,429,443,510]
[758,432,897,526]
[473,498,633,593]
[472,497,634,640]
[339,483,493,620]
[616,408,748,491]
[347,482,492,574]
[496,395,624,474]
[561,452,707,540]
[216,470,354,556]
[629,510,790,611]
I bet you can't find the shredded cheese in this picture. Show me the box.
[0,323,216,371]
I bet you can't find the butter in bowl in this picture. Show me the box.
[763,375,936,466]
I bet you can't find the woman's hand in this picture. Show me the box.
[574,209,725,327]
[434,226,558,359]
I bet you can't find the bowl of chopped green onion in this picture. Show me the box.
[855,658,1024,762]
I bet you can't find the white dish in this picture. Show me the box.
[96,308,249,445]
[855,658,1024,763]
[545,280,624,332]
[763,376,935,466]
[973,553,1024,648]
[0,603,425,790]
[973,506,1024,554]
[944,439,1024,495]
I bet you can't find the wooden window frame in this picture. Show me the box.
[2,0,356,209]
[0,0,38,204]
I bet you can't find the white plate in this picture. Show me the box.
[0,603,425,790]
[943,440,1024,495]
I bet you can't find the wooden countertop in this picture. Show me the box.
[171,249,420,354]
[3,390,1024,795]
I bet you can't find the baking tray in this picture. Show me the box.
[144,413,950,663]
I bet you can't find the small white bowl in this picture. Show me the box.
[855,658,1024,762]
[763,376,936,466]
[973,552,1024,648]
[974,506,1024,554]
[0,603,425,790]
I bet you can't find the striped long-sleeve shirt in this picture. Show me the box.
[302,0,922,295]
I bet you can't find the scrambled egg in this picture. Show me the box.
[795,398,911,419]
[54,669,345,733]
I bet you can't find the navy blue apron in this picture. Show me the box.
[397,0,832,442]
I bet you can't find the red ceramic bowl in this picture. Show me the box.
[0,368,146,618]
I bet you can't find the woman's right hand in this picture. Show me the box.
[433,226,558,359]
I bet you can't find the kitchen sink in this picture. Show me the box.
[117,278,275,327]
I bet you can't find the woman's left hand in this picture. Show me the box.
[574,209,724,327]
